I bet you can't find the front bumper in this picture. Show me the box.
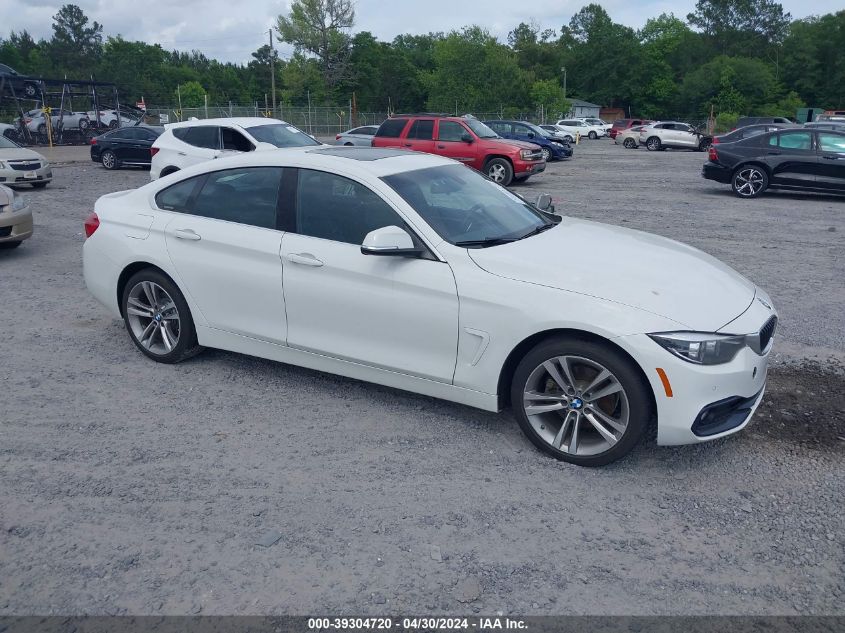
[550,143,573,159]
[0,208,34,243]
[0,163,52,185]
[702,162,732,184]
[514,160,546,175]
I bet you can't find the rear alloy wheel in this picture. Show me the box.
[23,83,38,98]
[101,150,118,170]
[623,138,637,149]
[485,158,514,186]
[540,147,552,162]
[588,131,597,139]
[122,269,202,363]
[646,137,661,151]
[511,337,650,466]
[732,166,768,198]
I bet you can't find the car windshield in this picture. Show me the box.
[524,122,550,137]
[464,119,498,139]
[383,164,553,247]
[245,123,320,148]
[0,136,21,148]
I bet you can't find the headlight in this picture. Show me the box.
[520,149,536,159]
[648,332,747,365]
[11,192,28,212]
[0,161,6,169]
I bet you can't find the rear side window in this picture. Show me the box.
[819,133,845,153]
[192,168,282,229]
[174,126,220,149]
[770,131,812,150]
[376,118,409,138]
[155,176,202,212]
[407,119,434,140]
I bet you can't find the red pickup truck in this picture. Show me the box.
[371,114,545,186]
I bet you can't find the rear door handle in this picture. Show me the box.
[404,143,412,147]
[767,151,781,155]
[822,155,841,160]
[437,144,446,149]
[172,228,201,241]
[285,252,323,267]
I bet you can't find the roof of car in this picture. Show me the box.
[165,117,287,129]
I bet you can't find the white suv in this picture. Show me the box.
[579,118,612,137]
[554,119,606,141]
[638,121,712,152]
[150,117,320,180]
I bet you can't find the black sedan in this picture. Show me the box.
[702,128,845,198]
[90,126,164,170]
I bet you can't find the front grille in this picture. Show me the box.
[9,162,41,171]
[759,316,777,351]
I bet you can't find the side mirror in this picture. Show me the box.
[534,193,554,212]
[361,225,422,257]
[527,132,535,139]
[461,133,474,143]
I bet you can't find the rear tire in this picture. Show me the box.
[623,138,636,149]
[122,269,202,364]
[511,336,651,467]
[731,165,768,198]
[101,150,118,170]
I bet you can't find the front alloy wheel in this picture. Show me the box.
[485,158,514,186]
[732,166,768,198]
[646,137,661,151]
[122,269,202,363]
[511,338,650,466]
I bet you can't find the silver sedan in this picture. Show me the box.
[334,125,379,146]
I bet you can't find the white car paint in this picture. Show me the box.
[149,117,321,180]
[83,147,776,461]
[556,119,606,139]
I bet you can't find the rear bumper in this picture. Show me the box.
[702,162,732,184]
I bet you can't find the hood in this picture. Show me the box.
[468,217,755,331]
[485,138,541,151]
[0,147,46,162]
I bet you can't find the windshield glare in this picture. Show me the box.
[383,164,551,247]
[465,119,498,139]
[246,123,320,148]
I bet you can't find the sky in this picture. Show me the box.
[1,0,841,65]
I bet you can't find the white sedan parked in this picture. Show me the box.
[83,147,776,466]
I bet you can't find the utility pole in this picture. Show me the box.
[561,67,567,100]
[269,28,277,117]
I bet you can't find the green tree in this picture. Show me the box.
[530,79,569,120]
[686,0,791,56]
[175,80,206,108]
[48,4,103,75]
[276,0,355,99]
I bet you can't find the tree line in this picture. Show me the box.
[1,1,843,123]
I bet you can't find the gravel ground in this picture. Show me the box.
[0,144,843,616]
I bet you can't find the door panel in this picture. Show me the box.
[403,119,436,154]
[165,217,286,343]
[435,120,476,163]
[281,234,459,382]
[816,132,845,190]
[764,131,817,187]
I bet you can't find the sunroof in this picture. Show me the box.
[309,147,413,161]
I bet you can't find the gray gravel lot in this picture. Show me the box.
[0,142,843,616]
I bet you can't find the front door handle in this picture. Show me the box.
[286,252,324,267]
[172,228,201,241]
[822,155,841,160]
[437,144,446,149]
[767,151,781,155]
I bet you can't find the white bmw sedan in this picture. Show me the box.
[83,147,777,466]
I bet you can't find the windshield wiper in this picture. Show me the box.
[454,236,520,248]
[517,222,557,240]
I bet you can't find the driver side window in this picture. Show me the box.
[295,169,408,245]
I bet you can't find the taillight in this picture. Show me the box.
[90,137,97,145]
[708,147,718,162]
[335,134,342,140]
[84,212,100,238]
[712,136,720,145]
[150,147,160,157]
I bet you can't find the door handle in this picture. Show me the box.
[822,155,840,160]
[404,143,412,147]
[286,252,324,267]
[172,228,201,241]
[437,144,446,149]
[177,151,186,156]
[767,151,781,155]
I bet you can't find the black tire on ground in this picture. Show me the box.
[540,147,552,162]
[588,131,597,139]
[121,268,203,364]
[623,138,636,149]
[0,241,22,249]
[31,182,48,189]
[485,157,514,186]
[646,137,661,151]
[731,165,769,199]
[101,150,119,170]
[510,336,652,467]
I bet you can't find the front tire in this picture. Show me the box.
[731,165,768,198]
[646,137,661,151]
[485,158,514,186]
[511,337,651,466]
[101,150,118,170]
[122,269,202,364]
